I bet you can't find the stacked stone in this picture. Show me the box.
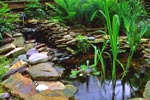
[45,23,77,49]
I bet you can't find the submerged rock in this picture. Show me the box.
[28,63,60,81]
[1,73,37,99]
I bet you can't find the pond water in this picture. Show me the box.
[61,52,150,100]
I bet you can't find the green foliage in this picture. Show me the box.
[0,2,19,40]
[46,0,117,26]
[76,35,90,53]
[0,56,10,80]
[118,0,147,78]
[24,0,45,19]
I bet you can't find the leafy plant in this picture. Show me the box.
[0,2,19,43]
[0,56,10,80]
[46,0,117,26]
[24,0,45,19]
[76,35,90,53]
[119,0,147,78]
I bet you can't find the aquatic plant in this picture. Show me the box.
[119,0,147,78]
[24,0,45,19]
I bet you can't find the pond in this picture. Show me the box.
[61,52,150,100]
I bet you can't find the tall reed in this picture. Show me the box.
[102,0,120,80]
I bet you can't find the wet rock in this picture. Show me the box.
[62,85,77,98]
[28,63,60,81]
[36,81,65,91]
[5,47,26,58]
[1,73,37,99]
[0,92,10,99]
[0,43,16,54]
[25,90,68,100]
[28,53,49,65]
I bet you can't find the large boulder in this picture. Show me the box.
[28,63,60,81]
[1,73,37,99]
[28,53,48,64]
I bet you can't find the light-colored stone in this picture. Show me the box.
[5,47,26,57]
[28,53,48,64]
[0,43,16,54]
[1,73,37,99]
[36,81,65,91]
[28,63,60,81]
[0,92,10,99]
[36,84,49,92]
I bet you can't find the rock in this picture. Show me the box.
[24,42,35,51]
[5,47,26,58]
[36,81,65,91]
[62,85,77,98]
[13,36,25,47]
[13,33,23,37]
[25,90,68,100]
[0,92,10,99]
[0,43,16,54]
[66,47,76,55]
[35,44,46,49]
[143,81,150,99]
[2,62,28,81]
[26,48,39,58]
[28,63,60,81]
[88,36,95,41]
[1,73,37,99]
[90,39,104,44]
[9,60,27,70]
[28,53,49,64]
[36,84,49,92]
[37,47,46,52]
[18,54,27,61]
[0,38,14,45]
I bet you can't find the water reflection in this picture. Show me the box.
[74,76,137,100]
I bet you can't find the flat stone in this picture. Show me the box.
[36,81,65,91]
[13,33,23,37]
[0,43,16,54]
[1,38,14,45]
[25,90,68,100]
[5,47,26,57]
[35,44,46,49]
[28,63,60,81]
[9,60,27,70]
[18,54,27,61]
[1,73,37,99]
[28,53,49,65]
